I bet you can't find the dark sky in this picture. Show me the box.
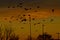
[0,0,60,8]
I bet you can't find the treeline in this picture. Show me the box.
[0,24,58,40]
[26,33,54,40]
[0,25,19,40]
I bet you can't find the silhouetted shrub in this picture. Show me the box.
[4,26,19,40]
[36,33,53,40]
[26,35,32,40]
[10,33,19,40]
[0,26,3,40]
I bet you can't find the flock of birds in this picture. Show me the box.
[1,0,55,33]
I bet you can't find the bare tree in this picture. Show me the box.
[4,25,19,40]
[10,33,19,40]
[26,35,32,40]
[0,24,3,40]
[4,26,13,40]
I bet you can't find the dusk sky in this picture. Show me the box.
[0,0,60,40]
[0,0,60,8]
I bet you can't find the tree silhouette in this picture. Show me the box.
[4,26,19,40]
[42,33,52,40]
[26,35,32,40]
[36,35,42,40]
[5,27,13,40]
[36,33,53,40]
[0,24,3,40]
[10,33,19,40]
[56,32,60,40]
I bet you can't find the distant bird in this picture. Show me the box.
[20,17,23,19]
[17,5,20,7]
[28,14,30,16]
[52,9,54,12]
[21,19,27,22]
[42,24,45,27]
[23,14,25,16]
[29,8,32,10]
[23,19,26,21]
[32,18,35,20]
[19,3,23,5]
[37,6,40,8]
[24,8,29,11]
[28,14,31,21]
[18,15,20,18]
[34,23,36,25]
[35,10,38,12]
[20,6,23,8]
[37,23,40,24]
[50,19,54,22]
[12,6,15,8]
[8,6,10,8]
[10,16,14,19]
[4,18,7,20]
[16,19,18,21]
[42,20,45,22]
[21,27,24,29]
[9,21,12,23]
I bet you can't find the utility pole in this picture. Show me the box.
[28,14,32,40]
[42,24,45,40]
[42,24,45,35]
